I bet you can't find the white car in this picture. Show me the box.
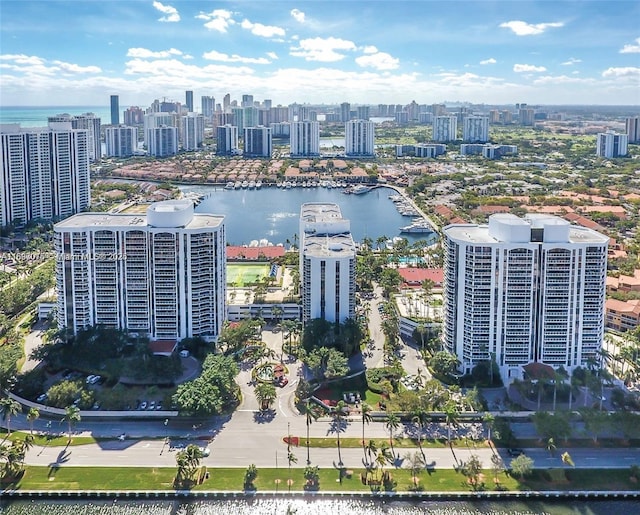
[200,446,211,457]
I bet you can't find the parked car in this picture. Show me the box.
[139,401,147,410]
[149,401,156,410]
[156,402,163,411]
[36,393,47,403]
[507,448,525,457]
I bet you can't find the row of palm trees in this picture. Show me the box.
[1,397,81,440]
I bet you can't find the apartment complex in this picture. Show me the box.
[433,116,458,142]
[243,126,272,158]
[462,116,489,143]
[105,126,137,158]
[54,199,226,342]
[216,124,239,156]
[290,121,320,157]
[345,120,375,157]
[181,113,205,151]
[300,203,356,324]
[0,123,90,226]
[626,116,640,143]
[443,213,608,383]
[596,131,628,158]
[147,126,179,157]
[48,113,101,162]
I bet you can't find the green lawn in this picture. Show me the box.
[1,430,97,447]
[227,263,271,286]
[9,466,638,493]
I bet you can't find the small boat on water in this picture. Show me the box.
[400,220,434,233]
[241,180,249,188]
[284,181,292,189]
[248,181,256,189]
[234,181,241,189]
[225,181,234,190]
[352,185,372,195]
[256,180,262,189]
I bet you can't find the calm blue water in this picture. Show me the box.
[185,185,436,247]
[0,106,114,127]
[0,497,637,514]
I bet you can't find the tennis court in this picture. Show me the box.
[227,263,271,286]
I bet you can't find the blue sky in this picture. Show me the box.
[1,0,639,107]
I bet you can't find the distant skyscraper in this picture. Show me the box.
[54,199,226,341]
[596,131,628,158]
[216,124,239,156]
[443,214,608,384]
[626,116,640,143]
[49,112,101,162]
[519,108,535,126]
[395,112,409,125]
[185,90,194,112]
[124,106,145,125]
[432,116,458,142]
[290,121,320,157]
[241,94,254,108]
[462,116,489,143]
[105,126,137,157]
[1,123,90,226]
[243,126,272,158]
[340,102,351,123]
[243,107,259,129]
[223,94,231,112]
[110,95,119,125]
[181,113,205,151]
[345,120,375,157]
[201,96,215,117]
[300,203,356,323]
[143,113,176,148]
[356,106,370,121]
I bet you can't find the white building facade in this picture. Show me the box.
[181,113,205,151]
[345,120,375,157]
[1,123,90,226]
[433,116,458,142]
[596,131,629,158]
[147,126,178,157]
[300,203,356,324]
[443,214,608,383]
[48,113,101,162]
[216,124,239,156]
[54,199,226,342]
[105,126,137,158]
[626,116,640,143]
[290,121,320,157]
[462,116,489,142]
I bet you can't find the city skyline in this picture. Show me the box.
[0,1,639,107]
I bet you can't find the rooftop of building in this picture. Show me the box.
[303,232,356,258]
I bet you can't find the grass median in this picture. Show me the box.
[4,466,638,493]
[294,436,490,449]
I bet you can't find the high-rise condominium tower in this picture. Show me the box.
[216,124,239,156]
[300,203,356,323]
[243,126,272,158]
[443,214,608,384]
[54,199,226,341]
[105,126,137,158]
[185,90,194,112]
[147,126,178,157]
[626,116,640,143]
[290,121,320,157]
[345,120,375,157]
[201,96,215,117]
[49,113,101,162]
[110,95,119,125]
[462,116,489,143]
[432,116,458,142]
[181,113,205,151]
[0,123,90,226]
[596,131,628,158]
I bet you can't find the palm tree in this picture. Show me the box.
[411,408,429,460]
[385,412,401,460]
[366,439,378,464]
[287,450,297,491]
[546,437,556,457]
[0,397,21,436]
[361,402,373,463]
[301,400,318,465]
[62,405,81,442]
[444,401,460,443]
[332,400,347,466]
[483,412,495,443]
[27,407,40,435]
[255,382,277,411]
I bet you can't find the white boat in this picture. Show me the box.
[285,181,292,189]
[352,185,372,195]
[248,181,256,189]
[234,181,241,189]
[241,180,249,188]
[400,220,434,233]
[256,180,262,189]
[225,181,234,190]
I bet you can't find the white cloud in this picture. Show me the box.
[152,1,180,23]
[500,20,564,36]
[290,9,305,23]
[620,37,640,54]
[480,58,496,65]
[362,46,378,54]
[124,58,254,79]
[602,67,640,79]
[513,63,547,73]
[202,50,270,64]
[197,9,235,33]
[532,75,595,85]
[356,51,399,70]
[0,54,45,65]
[267,52,278,60]
[126,47,183,59]
[52,61,102,73]
[290,37,356,62]
[561,57,582,65]
[240,19,285,38]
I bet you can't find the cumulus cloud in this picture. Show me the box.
[362,46,378,54]
[127,47,183,59]
[152,1,180,23]
[620,37,640,54]
[513,63,547,72]
[290,9,305,23]
[0,54,45,65]
[202,50,270,64]
[500,20,563,36]
[267,52,278,60]
[197,9,235,32]
[356,51,399,70]
[480,58,496,65]
[602,66,640,79]
[290,37,356,62]
[52,61,102,73]
[561,57,582,65]
[240,19,285,38]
